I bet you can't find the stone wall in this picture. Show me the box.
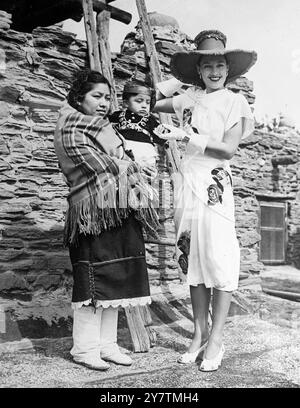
[0,27,86,294]
[0,23,299,296]
[233,128,300,275]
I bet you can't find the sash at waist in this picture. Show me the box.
[180,155,230,175]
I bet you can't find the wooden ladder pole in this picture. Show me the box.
[125,305,151,352]
[135,0,181,173]
[82,0,101,71]
[96,9,119,111]
[135,1,162,85]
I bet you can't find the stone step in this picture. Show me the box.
[261,265,300,299]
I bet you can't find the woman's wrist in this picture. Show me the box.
[183,126,210,153]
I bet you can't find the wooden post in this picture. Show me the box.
[139,304,157,347]
[96,10,118,110]
[125,306,151,352]
[82,0,101,71]
[135,0,181,173]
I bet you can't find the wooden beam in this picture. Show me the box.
[72,0,132,25]
[262,288,300,302]
[82,0,101,71]
[3,0,131,32]
[96,10,118,110]
[91,0,132,24]
[135,0,181,173]
[272,156,299,166]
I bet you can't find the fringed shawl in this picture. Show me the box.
[54,103,160,246]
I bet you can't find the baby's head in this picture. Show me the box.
[122,82,155,116]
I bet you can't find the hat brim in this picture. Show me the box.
[170,49,257,86]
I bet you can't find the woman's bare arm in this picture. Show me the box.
[153,77,184,113]
[152,96,175,113]
[204,120,243,160]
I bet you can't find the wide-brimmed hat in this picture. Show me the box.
[170,30,257,87]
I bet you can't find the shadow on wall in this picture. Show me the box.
[0,217,73,300]
[0,308,73,343]
[0,215,74,350]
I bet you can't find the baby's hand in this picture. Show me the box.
[153,124,187,140]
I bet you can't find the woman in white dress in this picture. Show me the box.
[153,30,257,371]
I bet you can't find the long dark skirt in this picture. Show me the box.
[69,214,151,308]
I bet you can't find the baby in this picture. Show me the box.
[110,82,166,177]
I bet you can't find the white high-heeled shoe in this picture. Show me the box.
[199,343,225,372]
[177,340,208,364]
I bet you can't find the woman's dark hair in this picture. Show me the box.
[67,68,111,110]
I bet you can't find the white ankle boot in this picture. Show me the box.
[100,307,133,366]
[73,356,110,371]
[71,306,110,371]
[101,344,133,366]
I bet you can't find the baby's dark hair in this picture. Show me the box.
[122,91,137,102]
[67,68,111,109]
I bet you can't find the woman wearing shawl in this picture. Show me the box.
[54,69,159,371]
[153,30,257,371]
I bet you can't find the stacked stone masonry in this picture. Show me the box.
[0,23,299,295]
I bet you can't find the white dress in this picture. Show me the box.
[172,87,254,291]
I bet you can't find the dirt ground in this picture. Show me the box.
[0,290,299,389]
